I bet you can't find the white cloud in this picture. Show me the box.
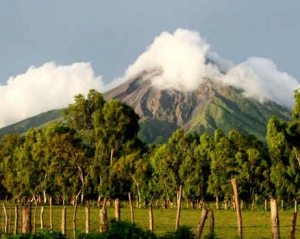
[0,62,104,128]
[123,28,220,91]
[223,58,299,108]
[1,29,299,129]
[119,28,300,109]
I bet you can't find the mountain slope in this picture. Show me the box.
[0,72,292,142]
[104,72,291,142]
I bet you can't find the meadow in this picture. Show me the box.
[1,202,297,239]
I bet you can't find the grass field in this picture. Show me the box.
[1,202,298,239]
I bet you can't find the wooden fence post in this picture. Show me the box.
[231,179,243,239]
[128,192,134,223]
[195,208,208,239]
[175,185,182,231]
[114,198,120,221]
[149,203,154,232]
[86,206,90,234]
[61,207,66,236]
[22,205,32,233]
[270,198,280,239]
[14,205,18,235]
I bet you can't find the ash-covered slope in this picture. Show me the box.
[104,70,291,143]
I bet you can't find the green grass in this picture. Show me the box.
[2,203,297,239]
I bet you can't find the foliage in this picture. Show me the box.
[4,231,66,239]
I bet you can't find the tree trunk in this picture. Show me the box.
[128,193,134,223]
[290,212,297,239]
[72,200,78,239]
[149,203,154,232]
[43,191,47,204]
[215,196,219,210]
[175,185,182,231]
[3,204,8,234]
[22,205,32,233]
[40,206,44,231]
[86,206,90,234]
[208,210,215,234]
[14,205,18,235]
[8,204,12,234]
[61,207,66,236]
[114,198,120,221]
[194,208,208,239]
[99,200,108,233]
[33,201,37,234]
[231,179,243,239]
[49,196,53,230]
[270,198,280,239]
[265,199,268,211]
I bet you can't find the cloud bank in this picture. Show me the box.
[0,28,299,128]
[0,62,104,128]
[123,28,299,109]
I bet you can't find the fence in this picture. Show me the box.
[0,200,299,239]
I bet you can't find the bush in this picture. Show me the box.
[3,231,66,239]
[159,226,194,239]
[77,219,157,239]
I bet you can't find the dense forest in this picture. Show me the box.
[1,89,300,207]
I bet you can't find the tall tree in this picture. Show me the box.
[266,90,300,200]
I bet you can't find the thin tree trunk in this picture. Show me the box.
[86,206,90,234]
[215,196,219,210]
[99,199,108,233]
[231,179,243,239]
[8,204,12,234]
[114,198,120,221]
[290,212,297,239]
[208,210,215,234]
[61,207,66,236]
[40,206,44,231]
[265,199,268,211]
[3,204,8,234]
[14,205,18,235]
[149,203,154,232]
[194,208,208,239]
[128,192,134,223]
[22,205,32,233]
[49,196,53,230]
[33,201,37,234]
[175,185,182,231]
[72,200,78,239]
[270,198,280,239]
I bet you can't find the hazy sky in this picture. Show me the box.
[0,1,299,127]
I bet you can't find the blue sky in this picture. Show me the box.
[1,1,299,83]
[0,1,299,127]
